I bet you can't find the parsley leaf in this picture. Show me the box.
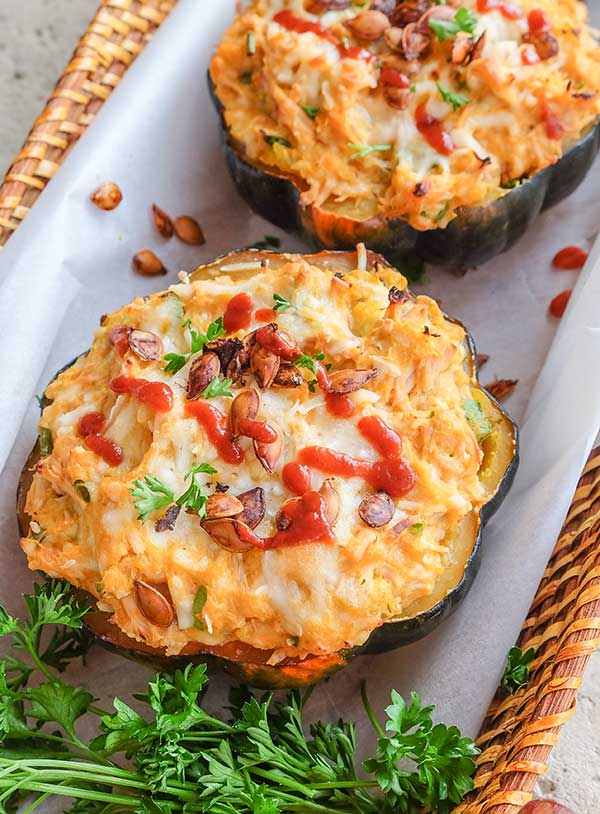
[130,476,175,522]
[349,143,392,160]
[176,462,218,517]
[38,427,53,456]
[28,681,93,736]
[292,351,325,376]
[502,646,536,693]
[264,134,292,147]
[201,377,234,399]
[429,6,478,41]
[463,398,493,444]
[273,293,292,312]
[437,83,470,111]
[163,317,225,374]
[302,104,320,119]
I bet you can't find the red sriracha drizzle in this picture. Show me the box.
[238,419,278,443]
[282,462,313,495]
[552,246,588,270]
[528,8,551,33]
[255,324,299,360]
[84,434,123,466]
[77,411,123,466]
[185,401,244,464]
[539,100,563,140]
[415,104,454,156]
[110,376,173,412]
[266,491,335,549]
[255,308,277,323]
[224,293,254,333]
[379,67,410,88]
[325,392,355,418]
[109,326,131,356]
[299,415,415,498]
[476,0,522,20]
[273,10,375,63]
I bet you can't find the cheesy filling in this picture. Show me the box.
[22,254,488,660]
[210,0,600,229]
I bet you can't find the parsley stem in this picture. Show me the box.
[360,681,386,739]
[0,781,138,807]
[248,767,316,797]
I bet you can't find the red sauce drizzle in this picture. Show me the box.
[224,293,254,333]
[273,10,375,63]
[111,376,173,413]
[552,246,588,270]
[266,491,335,549]
[238,419,278,443]
[84,434,123,466]
[185,401,244,464]
[476,0,522,20]
[325,392,355,418]
[540,101,564,140]
[255,324,299,360]
[77,411,106,437]
[299,416,415,498]
[379,67,410,88]
[282,462,313,495]
[109,325,131,356]
[315,361,331,392]
[415,103,454,156]
[521,45,540,65]
[528,8,551,33]
[255,308,277,322]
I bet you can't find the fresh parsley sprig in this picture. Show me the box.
[131,463,218,523]
[201,378,234,399]
[0,584,480,814]
[130,476,174,522]
[176,462,218,518]
[429,6,478,41]
[292,351,326,376]
[273,293,292,312]
[164,317,226,374]
[502,646,536,694]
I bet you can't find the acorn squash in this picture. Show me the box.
[17,249,518,687]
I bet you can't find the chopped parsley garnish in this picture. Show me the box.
[302,104,320,119]
[176,462,218,518]
[410,522,425,533]
[462,398,493,444]
[240,70,253,84]
[293,351,326,376]
[502,646,536,693]
[437,83,470,111]
[201,377,234,399]
[38,427,53,456]
[73,480,91,503]
[163,317,226,374]
[264,133,292,147]
[273,293,292,312]
[130,476,175,522]
[429,6,478,41]
[192,586,208,629]
[349,143,392,160]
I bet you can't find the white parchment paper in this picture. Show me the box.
[2,0,600,746]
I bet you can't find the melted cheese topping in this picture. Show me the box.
[210,0,600,229]
[22,255,487,658]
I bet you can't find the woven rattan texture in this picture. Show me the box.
[2,2,600,811]
[0,0,176,246]
[455,447,600,812]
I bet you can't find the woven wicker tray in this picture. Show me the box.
[1,2,599,811]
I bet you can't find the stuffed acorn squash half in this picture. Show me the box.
[209,0,600,267]
[18,249,517,687]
